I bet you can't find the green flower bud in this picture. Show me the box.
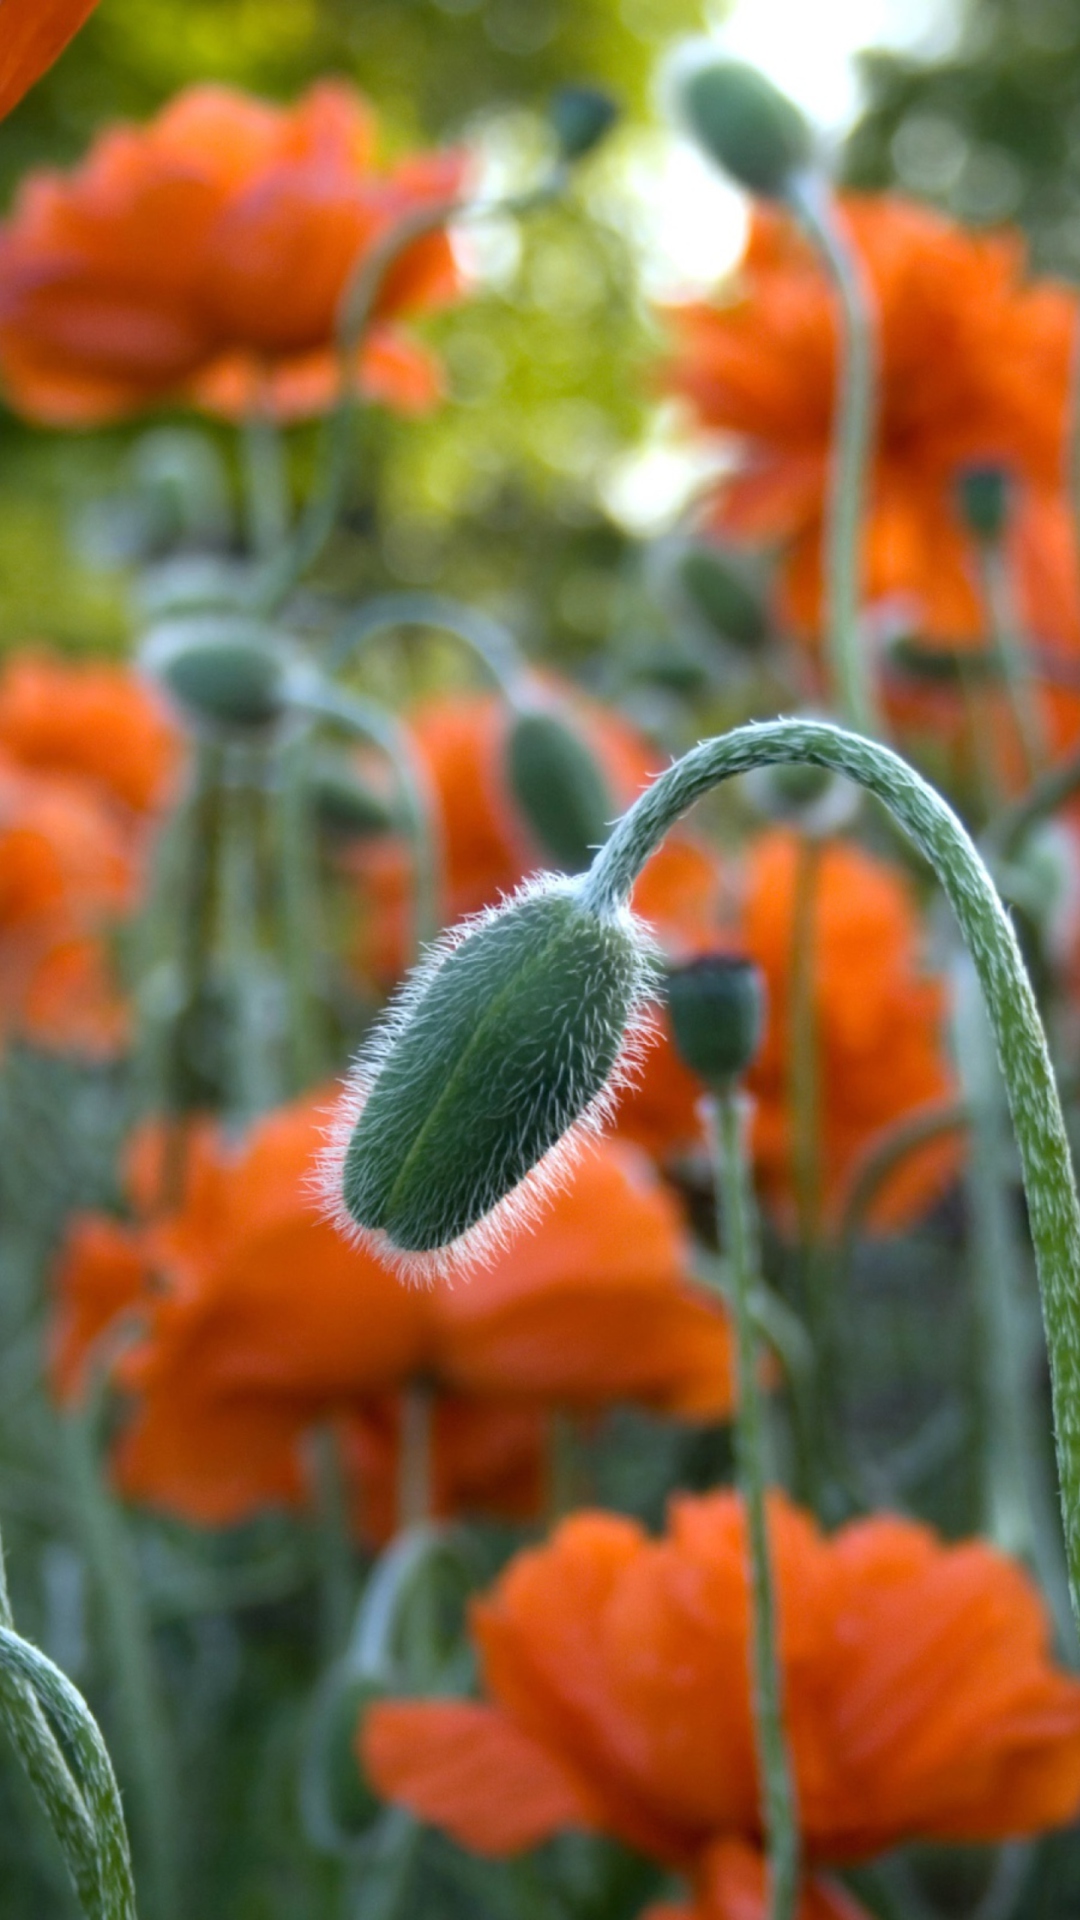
[677,544,770,653]
[308,751,396,841]
[506,708,613,873]
[322,878,659,1277]
[549,85,619,161]
[142,615,295,732]
[667,954,765,1086]
[679,59,813,198]
[957,464,1011,544]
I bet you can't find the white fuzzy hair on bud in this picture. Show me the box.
[317,873,661,1284]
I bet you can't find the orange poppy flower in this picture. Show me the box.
[364,1491,1080,1877]
[0,752,134,1052]
[0,82,465,426]
[741,830,958,1231]
[51,1097,736,1533]
[0,1,98,124]
[0,650,180,813]
[667,196,1080,702]
[644,1840,869,1920]
[347,687,729,1158]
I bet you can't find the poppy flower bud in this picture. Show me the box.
[667,954,765,1086]
[677,544,770,652]
[308,752,396,841]
[506,707,613,873]
[678,59,813,199]
[142,615,296,732]
[957,464,1011,545]
[323,877,659,1277]
[549,85,619,161]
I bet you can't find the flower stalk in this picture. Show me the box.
[706,1091,800,1920]
[583,716,1080,1626]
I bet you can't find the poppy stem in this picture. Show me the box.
[327,592,526,704]
[787,177,882,741]
[706,1090,800,1920]
[293,678,441,955]
[582,716,1080,1630]
[276,731,329,1091]
[977,541,1046,783]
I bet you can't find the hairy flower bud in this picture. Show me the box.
[549,84,619,161]
[667,954,765,1086]
[506,708,613,873]
[678,58,813,198]
[322,878,659,1277]
[142,614,295,731]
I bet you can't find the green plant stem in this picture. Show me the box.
[985,738,1080,863]
[787,176,881,740]
[0,1541,103,1917]
[306,1425,357,1660]
[397,1383,434,1535]
[62,1402,178,1920]
[294,678,441,953]
[0,1627,136,1920]
[834,1100,969,1289]
[328,592,526,701]
[276,731,327,1091]
[582,716,1080,1627]
[952,954,1076,1650]
[706,1092,799,1920]
[241,402,290,560]
[978,542,1046,782]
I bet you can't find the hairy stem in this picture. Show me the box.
[707,1092,800,1920]
[583,716,1080,1625]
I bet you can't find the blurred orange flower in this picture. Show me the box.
[51,1096,736,1535]
[364,1491,1080,1877]
[667,197,1080,731]
[0,651,179,1053]
[0,82,465,426]
[742,830,958,1231]
[644,1840,869,1920]
[0,1,98,123]
[348,688,729,1158]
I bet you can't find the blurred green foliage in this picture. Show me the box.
[847,0,1080,276]
[0,0,705,663]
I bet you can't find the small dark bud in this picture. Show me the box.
[677,545,770,652]
[957,465,1011,544]
[143,615,294,731]
[506,708,613,873]
[679,59,813,198]
[308,752,396,841]
[550,85,619,161]
[323,879,658,1276]
[667,954,765,1085]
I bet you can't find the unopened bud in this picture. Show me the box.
[957,465,1011,545]
[677,545,769,652]
[142,615,295,731]
[550,85,619,161]
[679,58,813,198]
[322,878,658,1276]
[308,752,396,841]
[506,708,613,873]
[667,954,765,1085]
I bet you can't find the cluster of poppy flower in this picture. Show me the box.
[3,26,1080,1917]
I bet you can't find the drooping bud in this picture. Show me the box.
[676,544,770,653]
[549,84,620,162]
[667,954,765,1086]
[308,751,396,842]
[678,58,813,199]
[506,707,613,873]
[142,614,296,732]
[322,878,659,1277]
[957,464,1011,545]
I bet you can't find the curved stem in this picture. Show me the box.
[294,679,441,954]
[0,1626,136,1920]
[707,1093,800,1920]
[985,739,1080,863]
[834,1100,969,1291]
[328,593,526,702]
[583,715,1080,1625]
[787,177,881,740]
